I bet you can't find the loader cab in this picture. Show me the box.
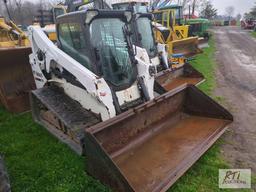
[153,6,189,40]
[153,9,174,29]
[155,5,183,26]
[56,10,138,91]
[52,6,66,23]
[112,3,158,59]
[131,14,158,58]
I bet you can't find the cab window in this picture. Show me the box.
[58,23,93,72]
[154,12,162,23]
[163,11,168,27]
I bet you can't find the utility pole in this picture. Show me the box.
[2,0,12,20]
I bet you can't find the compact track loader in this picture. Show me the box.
[28,8,233,191]
[0,17,35,113]
[112,1,204,91]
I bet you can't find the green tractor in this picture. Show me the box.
[182,18,211,39]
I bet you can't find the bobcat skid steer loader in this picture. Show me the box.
[28,9,233,192]
[112,1,204,91]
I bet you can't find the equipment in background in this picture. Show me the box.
[152,7,202,58]
[184,18,210,39]
[153,5,190,39]
[33,5,67,41]
[0,17,29,47]
[0,17,35,113]
[112,1,204,91]
[153,21,202,57]
[241,19,256,30]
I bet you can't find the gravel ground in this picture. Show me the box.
[214,26,256,176]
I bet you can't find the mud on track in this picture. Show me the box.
[214,26,256,177]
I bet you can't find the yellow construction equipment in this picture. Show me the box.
[153,7,202,58]
[0,17,29,47]
[153,7,189,39]
[0,17,35,113]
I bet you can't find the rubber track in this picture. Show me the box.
[31,86,101,152]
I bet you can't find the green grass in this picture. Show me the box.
[191,38,216,96]
[0,37,255,191]
[0,108,111,192]
[251,31,256,38]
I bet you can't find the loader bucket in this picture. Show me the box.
[172,37,202,57]
[156,63,205,91]
[0,47,35,113]
[84,85,233,192]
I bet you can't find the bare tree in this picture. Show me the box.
[0,1,5,16]
[236,13,241,21]
[178,0,207,16]
[14,0,24,24]
[225,6,234,20]
[0,0,52,25]
[182,0,189,12]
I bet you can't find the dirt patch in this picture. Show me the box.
[213,26,256,175]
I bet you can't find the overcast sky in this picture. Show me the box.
[211,0,255,16]
[25,0,255,16]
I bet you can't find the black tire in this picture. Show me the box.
[0,156,11,192]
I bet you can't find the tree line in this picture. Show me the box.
[151,0,218,19]
[1,0,240,25]
[244,2,256,19]
[0,0,62,25]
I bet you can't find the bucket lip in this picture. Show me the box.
[0,46,31,51]
[86,84,189,134]
[155,63,204,78]
[172,36,198,43]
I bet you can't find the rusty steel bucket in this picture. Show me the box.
[172,37,202,57]
[0,47,35,113]
[84,85,233,192]
[156,63,205,91]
